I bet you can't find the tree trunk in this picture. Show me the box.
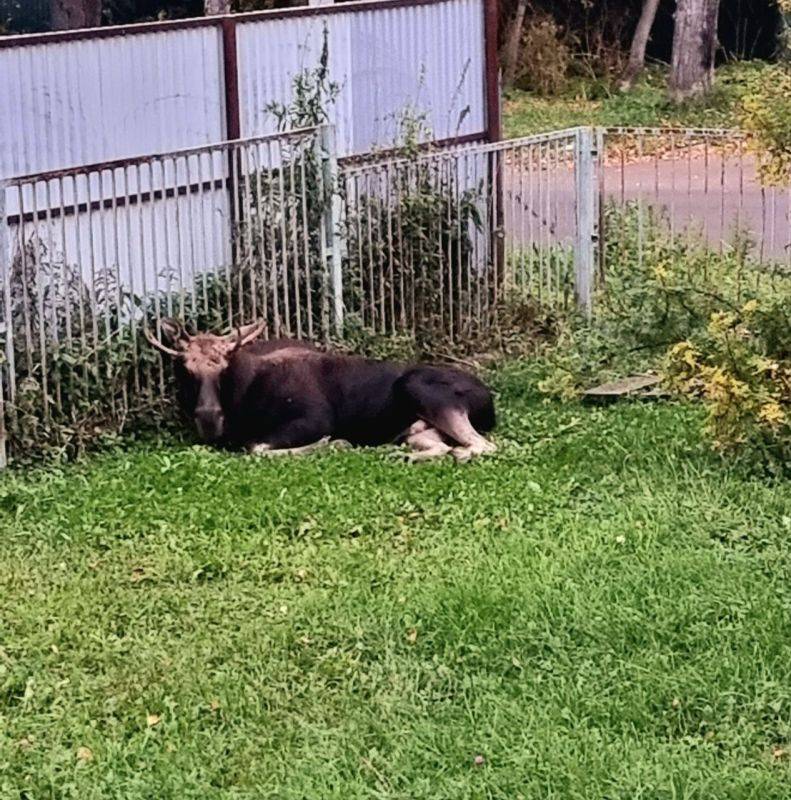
[204,0,231,14]
[669,0,720,103]
[501,0,529,88]
[619,0,661,91]
[50,0,102,30]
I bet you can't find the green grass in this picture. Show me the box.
[2,360,791,798]
[504,62,769,138]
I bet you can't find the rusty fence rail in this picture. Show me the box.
[1,125,789,465]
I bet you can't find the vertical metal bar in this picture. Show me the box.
[135,162,153,405]
[719,147,726,256]
[265,140,281,336]
[353,172,365,328]
[252,144,268,329]
[72,175,88,390]
[122,166,140,395]
[574,128,596,317]
[183,154,200,320]
[240,144,255,323]
[0,182,11,468]
[288,154,302,338]
[31,183,50,419]
[455,153,465,339]
[394,162,407,333]
[528,141,536,297]
[15,186,33,376]
[232,146,244,326]
[277,142,291,336]
[298,143,313,340]
[44,179,63,412]
[110,169,128,415]
[385,161,396,337]
[595,128,605,289]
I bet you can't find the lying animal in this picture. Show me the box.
[145,319,496,461]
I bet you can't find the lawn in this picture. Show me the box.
[504,62,769,138]
[2,361,791,799]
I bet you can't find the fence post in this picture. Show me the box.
[319,125,345,338]
[574,126,599,318]
[0,183,9,469]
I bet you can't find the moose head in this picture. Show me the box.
[145,318,267,443]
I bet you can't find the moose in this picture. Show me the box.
[145,319,497,461]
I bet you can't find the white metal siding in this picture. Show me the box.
[0,26,226,180]
[237,0,485,157]
[237,14,356,154]
[348,0,485,153]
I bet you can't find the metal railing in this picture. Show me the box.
[1,124,789,465]
[0,126,333,465]
[339,127,585,341]
[600,127,791,275]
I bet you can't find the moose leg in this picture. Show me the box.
[430,408,497,462]
[398,369,496,461]
[248,437,332,457]
[247,414,334,457]
[401,420,452,461]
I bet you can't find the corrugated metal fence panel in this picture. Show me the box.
[237,0,485,157]
[237,13,356,155]
[348,0,485,153]
[0,26,225,180]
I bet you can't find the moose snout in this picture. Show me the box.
[194,405,225,443]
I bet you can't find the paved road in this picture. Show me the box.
[503,154,791,265]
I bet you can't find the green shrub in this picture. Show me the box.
[664,298,791,473]
[537,202,791,400]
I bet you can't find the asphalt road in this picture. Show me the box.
[503,154,791,265]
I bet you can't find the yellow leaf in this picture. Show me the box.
[76,746,93,762]
[146,713,161,728]
[406,628,418,644]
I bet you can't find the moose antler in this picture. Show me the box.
[230,319,268,353]
[144,326,184,358]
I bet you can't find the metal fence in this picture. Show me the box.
[0,126,337,465]
[600,127,791,274]
[0,0,495,179]
[339,127,585,341]
[1,125,790,465]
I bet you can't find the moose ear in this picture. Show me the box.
[159,318,188,346]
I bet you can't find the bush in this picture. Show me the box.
[513,13,572,96]
[741,63,791,185]
[665,298,791,473]
[537,201,780,398]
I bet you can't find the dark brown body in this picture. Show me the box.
[147,321,497,459]
[175,338,495,451]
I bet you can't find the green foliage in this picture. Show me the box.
[741,64,791,185]
[2,239,175,462]
[3,375,791,796]
[513,12,573,96]
[505,62,771,137]
[340,156,487,355]
[665,298,791,473]
[537,201,791,470]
